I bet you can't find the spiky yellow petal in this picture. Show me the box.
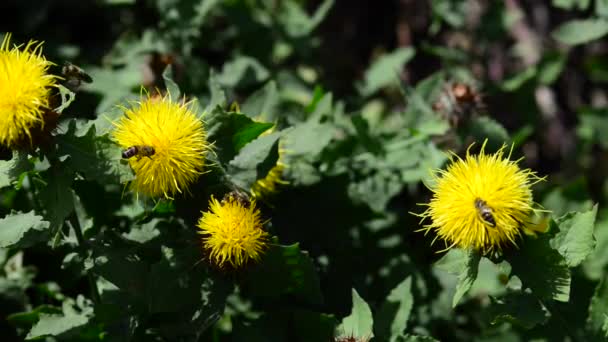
[416,141,545,254]
[112,93,210,198]
[0,33,58,148]
[197,195,268,269]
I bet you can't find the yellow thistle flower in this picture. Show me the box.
[112,92,210,198]
[197,194,268,269]
[416,141,545,254]
[0,33,58,148]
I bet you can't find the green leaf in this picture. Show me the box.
[284,120,334,157]
[36,162,75,233]
[241,81,279,121]
[359,47,415,96]
[348,170,402,213]
[583,215,608,279]
[466,116,510,151]
[537,52,567,85]
[552,19,608,45]
[244,244,323,305]
[0,211,50,249]
[206,111,274,165]
[55,121,133,183]
[551,205,598,267]
[597,0,608,17]
[205,70,226,112]
[507,234,571,302]
[435,248,481,307]
[7,305,62,327]
[487,291,549,329]
[162,64,181,99]
[552,0,591,10]
[587,275,608,338]
[228,132,280,190]
[0,151,32,189]
[336,289,374,340]
[279,0,335,37]
[375,277,414,341]
[217,56,269,88]
[26,311,91,340]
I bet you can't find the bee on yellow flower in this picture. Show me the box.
[0,33,59,148]
[197,192,268,269]
[112,92,210,198]
[416,141,545,255]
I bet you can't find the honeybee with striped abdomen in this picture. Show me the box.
[474,198,496,227]
[121,145,156,160]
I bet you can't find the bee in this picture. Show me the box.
[121,145,155,160]
[474,198,496,227]
[432,82,484,127]
[222,190,251,208]
[61,62,93,91]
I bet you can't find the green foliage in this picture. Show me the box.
[1,1,607,341]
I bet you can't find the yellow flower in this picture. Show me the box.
[112,92,210,198]
[197,193,268,269]
[416,141,545,254]
[0,33,58,148]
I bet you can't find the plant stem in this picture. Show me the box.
[68,211,100,304]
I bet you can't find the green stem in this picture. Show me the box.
[68,212,100,304]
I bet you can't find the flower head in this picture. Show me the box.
[416,141,544,254]
[112,92,210,198]
[0,33,58,148]
[197,193,268,269]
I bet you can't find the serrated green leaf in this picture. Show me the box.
[587,275,608,337]
[205,110,275,165]
[228,132,280,190]
[375,276,414,341]
[487,291,549,329]
[26,311,91,340]
[37,162,75,233]
[0,211,50,248]
[359,47,415,96]
[435,248,481,307]
[244,244,322,305]
[507,234,571,302]
[55,121,133,183]
[552,19,608,45]
[551,205,598,267]
[337,289,374,340]
[0,151,32,189]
